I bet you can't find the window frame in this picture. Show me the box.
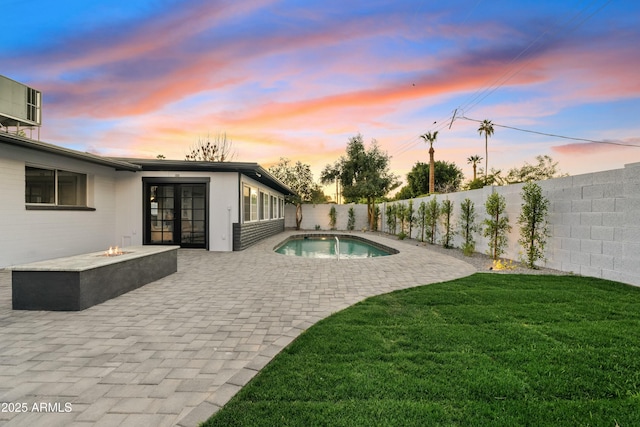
[260,191,269,220]
[243,185,252,222]
[242,181,285,223]
[25,166,93,211]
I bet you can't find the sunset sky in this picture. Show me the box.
[2,0,639,193]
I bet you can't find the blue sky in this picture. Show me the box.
[2,0,639,190]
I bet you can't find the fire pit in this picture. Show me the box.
[11,245,179,311]
[104,246,126,257]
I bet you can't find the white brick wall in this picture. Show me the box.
[0,145,119,266]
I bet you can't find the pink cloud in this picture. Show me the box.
[552,137,640,155]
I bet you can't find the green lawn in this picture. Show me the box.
[202,274,640,427]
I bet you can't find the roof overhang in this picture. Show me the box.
[0,133,295,196]
[0,132,140,171]
[117,158,296,196]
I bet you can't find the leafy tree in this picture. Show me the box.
[328,206,337,230]
[518,182,550,268]
[504,155,566,184]
[347,207,356,231]
[268,158,320,230]
[396,161,464,199]
[478,120,494,181]
[425,197,439,244]
[440,199,455,248]
[394,185,414,200]
[459,198,480,256]
[420,131,438,194]
[483,192,511,260]
[310,187,330,204]
[185,132,236,162]
[466,178,485,190]
[467,155,483,181]
[326,134,400,230]
[156,154,166,159]
[474,156,566,187]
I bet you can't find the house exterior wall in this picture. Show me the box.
[113,171,241,252]
[0,141,290,267]
[235,175,286,250]
[114,171,287,252]
[233,219,285,250]
[0,144,119,267]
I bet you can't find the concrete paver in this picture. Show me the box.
[0,231,475,426]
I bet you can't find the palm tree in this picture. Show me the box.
[420,131,438,194]
[320,161,342,204]
[467,154,483,181]
[477,120,494,182]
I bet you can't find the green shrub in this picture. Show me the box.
[417,201,427,242]
[347,207,355,231]
[518,182,550,268]
[372,205,380,231]
[328,206,337,230]
[459,198,479,256]
[385,204,397,235]
[483,192,511,260]
[396,203,407,234]
[440,199,455,248]
[425,197,439,244]
[406,200,415,238]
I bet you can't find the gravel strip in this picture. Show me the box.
[374,232,571,276]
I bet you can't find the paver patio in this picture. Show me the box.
[0,231,476,426]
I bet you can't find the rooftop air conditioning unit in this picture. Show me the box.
[0,74,42,131]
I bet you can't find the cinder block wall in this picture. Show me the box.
[284,204,370,231]
[291,162,640,287]
[379,161,640,287]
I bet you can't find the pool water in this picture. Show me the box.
[275,236,393,259]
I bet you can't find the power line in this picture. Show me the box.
[459,115,640,148]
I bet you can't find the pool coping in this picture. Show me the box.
[273,232,400,256]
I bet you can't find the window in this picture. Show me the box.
[250,189,258,221]
[26,166,87,206]
[260,191,269,220]
[280,198,285,218]
[270,195,276,219]
[243,185,251,222]
[243,184,259,222]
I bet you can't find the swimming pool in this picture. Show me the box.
[274,235,397,259]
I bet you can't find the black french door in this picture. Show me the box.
[144,182,208,249]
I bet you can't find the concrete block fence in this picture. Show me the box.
[284,203,370,231]
[287,161,640,287]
